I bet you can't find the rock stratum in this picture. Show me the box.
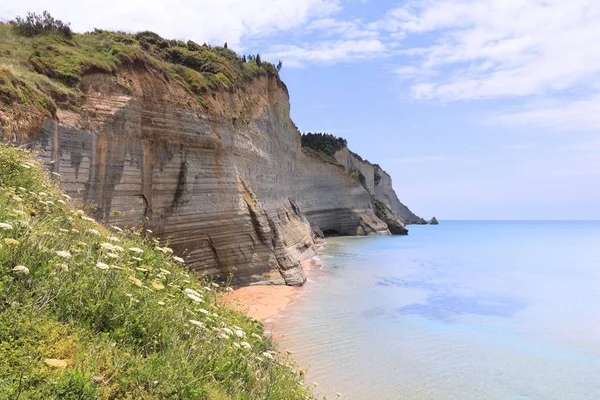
[0,26,424,286]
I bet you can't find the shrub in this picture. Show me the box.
[301,132,348,158]
[12,11,72,38]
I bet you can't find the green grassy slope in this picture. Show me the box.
[0,144,313,399]
[0,21,283,121]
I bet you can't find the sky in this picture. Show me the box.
[2,0,600,220]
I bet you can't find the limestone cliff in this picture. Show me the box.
[333,147,423,224]
[0,25,422,286]
[2,69,396,285]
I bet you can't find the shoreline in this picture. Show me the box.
[222,240,326,324]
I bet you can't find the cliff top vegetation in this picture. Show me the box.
[300,133,347,158]
[0,11,284,120]
[0,143,314,399]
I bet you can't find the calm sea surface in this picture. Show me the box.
[271,221,600,400]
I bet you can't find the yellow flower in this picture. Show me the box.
[4,238,19,246]
[44,358,68,368]
[128,276,143,288]
[151,281,165,290]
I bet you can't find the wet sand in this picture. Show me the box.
[222,244,325,323]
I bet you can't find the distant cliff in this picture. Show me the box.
[0,23,425,286]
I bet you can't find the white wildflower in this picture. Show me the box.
[146,229,153,234]
[57,199,66,205]
[211,282,220,288]
[132,257,143,262]
[225,287,234,292]
[186,293,204,303]
[172,256,185,263]
[155,246,173,255]
[197,308,209,315]
[240,341,252,350]
[233,342,241,349]
[100,243,116,251]
[188,319,204,328]
[222,327,234,336]
[184,288,202,297]
[159,268,171,275]
[157,301,166,306]
[235,330,245,338]
[218,333,229,340]
[128,247,144,254]
[135,267,148,272]
[96,262,110,270]
[88,229,100,236]
[12,265,29,274]
[0,223,13,230]
[251,333,263,340]
[107,236,120,242]
[106,252,119,259]
[58,228,69,233]
[55,250,72,259]
[81,216,95,222]
[111,226,123,232]
[262,352,274,360]
[38,192,48,197]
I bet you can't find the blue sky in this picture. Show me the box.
[4,0,600,220]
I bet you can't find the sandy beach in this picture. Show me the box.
[222,244,325,323]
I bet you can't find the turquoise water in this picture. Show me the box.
[272,221,600,399]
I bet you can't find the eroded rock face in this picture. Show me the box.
[372,198,409,235]
[334,147,422,225]
[8,68,398,285]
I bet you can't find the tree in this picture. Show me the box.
[242,54,247,62]
[276,60,283,72]
[12,11,72,38]
[256,53,262,67]
[224,42,228,49]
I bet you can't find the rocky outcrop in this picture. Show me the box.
[429,216,439,225]
[4,66,405,286]
[334,147,422,224]
[372,198,409,235]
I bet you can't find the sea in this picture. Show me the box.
[271,221,600,400]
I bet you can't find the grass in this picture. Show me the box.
[0,143,315,399]
[0,22,285,119]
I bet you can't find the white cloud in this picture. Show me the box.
[306,17,379,40]
[385,0,600,102]
[264,39,386,67]
[2,0,340,47]
[491,95,600,131]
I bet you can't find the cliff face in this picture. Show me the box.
[4,67,397,285]
[334,147,422,224]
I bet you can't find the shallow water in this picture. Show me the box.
[272,221,600,399]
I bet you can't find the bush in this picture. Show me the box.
[301,132,347,158]
[12,11,72,38]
